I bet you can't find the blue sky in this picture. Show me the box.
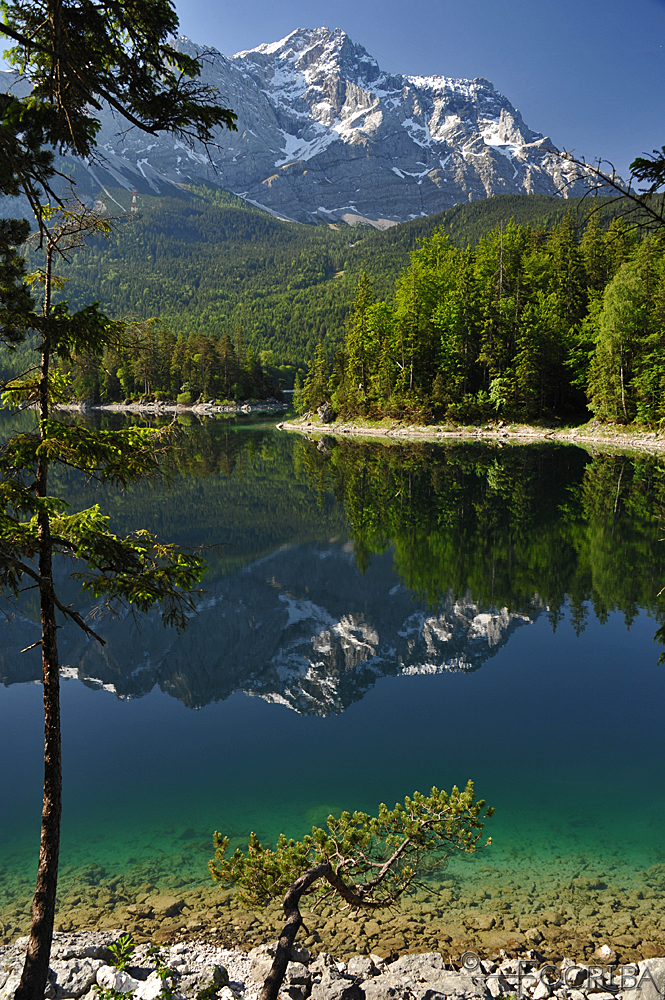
[175,0,665,180]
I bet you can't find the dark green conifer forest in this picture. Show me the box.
[299,213,665,424]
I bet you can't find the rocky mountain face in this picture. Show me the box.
[0,543,540,714]
[52,26,589,227]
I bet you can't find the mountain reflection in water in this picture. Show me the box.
[1,543,539,713]
[3,418,665,712]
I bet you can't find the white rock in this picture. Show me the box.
[532,982,551,1000]
[136,972,168,1000]
[633,960,665,1000]
[51,958,103,998]
[0,973,21,1000]
[96,966,141,994]
[487,975,512,998]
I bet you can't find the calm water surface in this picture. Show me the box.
[1,414,665,942]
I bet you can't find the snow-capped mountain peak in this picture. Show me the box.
[42,26,591,227]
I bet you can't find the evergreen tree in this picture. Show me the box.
[0,0,238,990]
[343,271,374,411]
[293,369,305,415]
[170,333,189,399]
[627,235,665,422]
[2,207,207,1000]
[581,212,611,293]
[211,784,492,1000]
[366,302,396,408]
[431,246,479,407]
[475,221,530,399]
[546,213,586,328]
[588,261,646,419]
[605,216,634,276]
[217,333,239,400]
[300,342,329,412]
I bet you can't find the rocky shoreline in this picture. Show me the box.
[49,405,665,456]
[278,416,665,456]
[4,855,665,970]
[2,931,665,1000]
[55,401,289,417]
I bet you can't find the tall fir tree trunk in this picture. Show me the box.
[16,244,62,1000]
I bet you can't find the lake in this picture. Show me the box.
[2,412,665,962]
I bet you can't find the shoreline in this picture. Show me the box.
[53,401,289,417]
[278,416,665,456]
[43,406,665,457]
[3,857,665,968]
[1,928,664,1000]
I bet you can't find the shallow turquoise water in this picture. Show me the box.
[2,417,665,925]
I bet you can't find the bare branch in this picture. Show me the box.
[20,639,42,652]
[51,593,106,644]
[556,150,665,232]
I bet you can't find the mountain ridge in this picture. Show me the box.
[55,25,592,227]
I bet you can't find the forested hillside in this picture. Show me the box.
[298,214,665,424]
[52,188,613,365]
[1,189,636,408]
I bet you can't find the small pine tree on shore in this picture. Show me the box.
[209,782,493,1000]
